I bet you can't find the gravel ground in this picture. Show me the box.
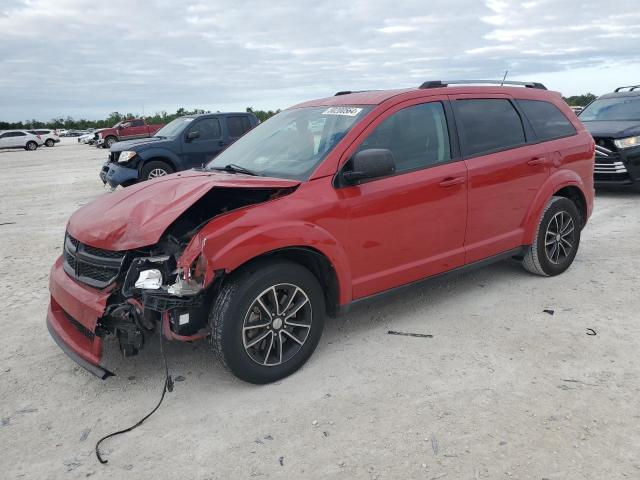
[1,138,639,479]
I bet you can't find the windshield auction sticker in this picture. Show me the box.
[322,107,363,116]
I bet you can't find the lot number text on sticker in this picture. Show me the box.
[322,107,363,116]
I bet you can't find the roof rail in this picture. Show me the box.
[419,80,547,90]
[334,90,370,96]
[614,85,640,92]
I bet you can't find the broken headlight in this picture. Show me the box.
[134,269,163,289]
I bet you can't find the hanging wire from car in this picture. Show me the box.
[95,330,174,464]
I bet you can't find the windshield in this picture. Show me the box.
[154,117,194,138]
[579,97,640,121]
[206,106,371,180]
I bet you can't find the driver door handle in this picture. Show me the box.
[439,176,466,188]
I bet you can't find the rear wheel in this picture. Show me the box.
[209,260,326,384]
[45,139,55,147]
[522,196,581,276]
[25,141,37,151]
[140,160,174,181]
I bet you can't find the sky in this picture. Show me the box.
[1,0,639,122]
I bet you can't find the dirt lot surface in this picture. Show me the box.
[1,138,639,479]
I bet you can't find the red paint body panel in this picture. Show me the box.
[48,257,108,366]
[67,170,299,250]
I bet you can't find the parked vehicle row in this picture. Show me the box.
[47,80,595,384]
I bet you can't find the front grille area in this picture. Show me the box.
[63,233,127,288]
[593,137,629,180]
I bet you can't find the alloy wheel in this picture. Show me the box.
[544,211,575,265]
[242,283,312,366]
[148,168,168,179]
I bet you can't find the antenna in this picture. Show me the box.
[501,70,508,86]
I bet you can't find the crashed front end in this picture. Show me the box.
[47,231,213,378]
[46,174,298,378]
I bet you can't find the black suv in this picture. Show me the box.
[579,85,640,189]
[100,112,259,189]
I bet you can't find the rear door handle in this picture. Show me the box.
[527,156,547,166]
[439,176,465,187]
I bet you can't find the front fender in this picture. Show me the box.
[179,214,353,305]
[522,169,590,244]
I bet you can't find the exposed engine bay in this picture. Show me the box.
[74,186,295,357]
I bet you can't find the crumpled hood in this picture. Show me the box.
[581,120,640,138]
[67,170,300,251]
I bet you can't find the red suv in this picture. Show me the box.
[47,80,594,384]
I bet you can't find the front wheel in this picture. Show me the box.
[140,160,174,181]
[45,139,55,147]
[105,136,117,148]
[25,141,37,151]
[209,260,326,384]
[522,196,581,276]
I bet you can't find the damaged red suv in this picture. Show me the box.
[48,80,595,384]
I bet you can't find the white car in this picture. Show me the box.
[0,130,44,150]
[28,129,60,147]
[57,129,69,136]
[78,131,96,144]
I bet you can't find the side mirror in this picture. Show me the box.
[186,131,200,142]
[342,149,396,184]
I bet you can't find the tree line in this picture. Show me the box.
[0,94,597,131]
[562,93,597,107]
[0,107,281,130]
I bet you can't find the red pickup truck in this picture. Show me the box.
[96,119,163,148]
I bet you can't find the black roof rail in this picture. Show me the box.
[335,90,370,96]
[419,80,547,90]
[614,85,640,92]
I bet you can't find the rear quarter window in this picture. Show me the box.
[517,99,576,141]
[454,99,526,156]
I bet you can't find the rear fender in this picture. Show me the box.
[522,169,588,244]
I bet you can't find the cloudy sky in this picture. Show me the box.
[1,0,639,121]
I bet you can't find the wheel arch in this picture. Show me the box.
[137,150,179,173]
[522,170,590,244]
[224,247,342,318]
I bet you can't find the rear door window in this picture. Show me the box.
[131,119,144,127]
[226,116,252,138]
[517,99,577,140]
[454,99,525,156]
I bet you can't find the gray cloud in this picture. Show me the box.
[0,0,639,121]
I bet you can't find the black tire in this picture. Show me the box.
[105,136,117,148]
[25,141,37,151]
[522,196,581,276]
[140,160,174,181]
[45,139,55,147]
[210,260,326,384]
